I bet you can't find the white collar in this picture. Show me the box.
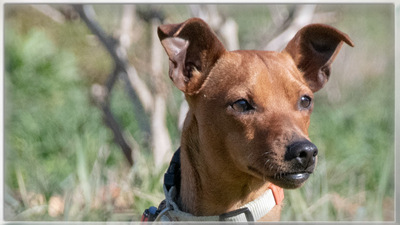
[156,185,280,222]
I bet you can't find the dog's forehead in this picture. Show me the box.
[206,50,309,96]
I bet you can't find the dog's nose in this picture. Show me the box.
[285,140,318,169]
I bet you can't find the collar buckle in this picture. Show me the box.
[219,207,255,221]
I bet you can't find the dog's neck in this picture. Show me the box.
[177,111,271,216]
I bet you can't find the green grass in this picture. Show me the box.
[281,75,394,221]
[4,27,166,221]
[4,28,112,220]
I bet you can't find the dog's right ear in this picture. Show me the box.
[158,18,226,95]
[283,24,354,92]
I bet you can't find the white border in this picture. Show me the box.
[1,1,399,225]
[0,0,399,3]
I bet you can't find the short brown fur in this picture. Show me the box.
[158,18,353,221]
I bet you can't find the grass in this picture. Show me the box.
[3,4,395,222]
[281,75,394,221]
[4,25,168,221]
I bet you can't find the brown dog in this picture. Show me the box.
[153,18,353,222]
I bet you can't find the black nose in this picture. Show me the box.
[285,140,318,169]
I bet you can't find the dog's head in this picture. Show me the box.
[158,18,353,189]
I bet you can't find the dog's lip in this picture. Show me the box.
[248,166,310,180]
[269,172,312,189]
[247,166,312,188]
[280,172,310,182]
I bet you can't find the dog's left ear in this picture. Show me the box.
[284,24,354,92]
[158,18,226,95]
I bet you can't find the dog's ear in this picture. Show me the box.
[158,18,226,95]
[284,24,354,92]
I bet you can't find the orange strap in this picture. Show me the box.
[269,184,284,205]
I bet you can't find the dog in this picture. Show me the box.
[141,17,353,222]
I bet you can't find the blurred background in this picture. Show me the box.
[3,4,395,222]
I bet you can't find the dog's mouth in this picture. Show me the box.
[248,166,312,189]
[269,172,311,189]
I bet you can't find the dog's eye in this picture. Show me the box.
[299,95,312,109]
[231,99,254,112]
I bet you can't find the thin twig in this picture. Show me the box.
[91,82,134,166]
[74,4,139,166]
[102,99,134,166]
[264,5,316,51]
[31,5,66,24]
[74,4,152,133]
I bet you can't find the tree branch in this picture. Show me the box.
[264,5,316,51]
[73,4,155,166]
[150,18,172,166]
[74,4,152,134]
[31,5,66,24]
[91,77,134,166]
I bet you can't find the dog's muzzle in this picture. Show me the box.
[269,140,318,189]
